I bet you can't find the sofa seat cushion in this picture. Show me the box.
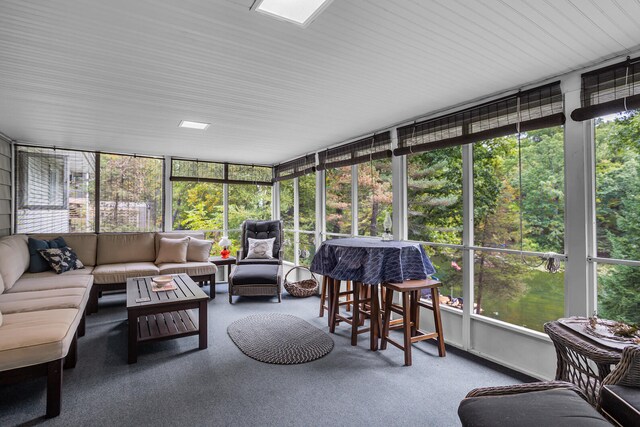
[600,384,640,427]
[0,288,89,314]
[458,389,610,427]
[0,308,81,371]
[230,264,279,285]
[158,262,217,277]
[6,274,93,294]
[20,267,94,280]
[93,262,159,284]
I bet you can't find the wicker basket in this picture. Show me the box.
[284,266,319,298]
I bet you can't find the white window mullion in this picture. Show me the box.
[462,143,474,350]
[351,164,357,236]
[294,176,300,266]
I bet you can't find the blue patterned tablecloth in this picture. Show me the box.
[310,237,436,284]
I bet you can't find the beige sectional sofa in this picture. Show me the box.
[0,231,217,418]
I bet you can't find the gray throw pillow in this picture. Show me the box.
[246,237,275,259]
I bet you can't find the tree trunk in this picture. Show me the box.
[369,201,379,236]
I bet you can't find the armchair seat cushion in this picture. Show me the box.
[600,385,640,426]
[230,264,279,285]
[458,388,610,427]
[237,258,280,265]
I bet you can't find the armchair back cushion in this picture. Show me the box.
[240,220,283,261]
[97,233,156,265]
[29,233,98,267]
[0,235,29,291]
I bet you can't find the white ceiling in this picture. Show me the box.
[1,0,640,164]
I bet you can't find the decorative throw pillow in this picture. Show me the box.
[246,237,275,259]
[28,237,67,273]
[37,246,85,274]
[187,237,213,262]
[155,237,189,264]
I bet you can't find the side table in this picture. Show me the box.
[209,255,236,283]
[544,318,626,406]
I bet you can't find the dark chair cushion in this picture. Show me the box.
[231,264,279,285]
[242,220,282,259]
[600,385,640,426]
[237,258,280,265]
[458,389,610,427]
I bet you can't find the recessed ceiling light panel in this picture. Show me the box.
[253,0,333,28]
[179,120,210,130]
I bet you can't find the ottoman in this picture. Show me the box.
[228,264,282,303]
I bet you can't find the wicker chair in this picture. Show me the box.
[598,345,640,425]
[228,220,284,303]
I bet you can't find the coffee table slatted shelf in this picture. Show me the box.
[137,310,199,342]
[126,274,208,363]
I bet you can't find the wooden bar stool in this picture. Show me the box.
[380,279,446,366]
[325,278,380,351]
[319,276,352,317]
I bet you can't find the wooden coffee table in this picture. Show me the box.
[126,273,208,364]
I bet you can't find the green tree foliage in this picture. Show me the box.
[595,112,640,324]
[99,154,163,232]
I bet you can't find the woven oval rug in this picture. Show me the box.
[227,313,334,364]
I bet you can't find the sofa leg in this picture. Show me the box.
[278,292,282,303]
[88,286,99,314]
[210,274,216,299]
[229,293,233,304]
[78,313,86,338]
[46,359,63,418]
[64,333,78,370]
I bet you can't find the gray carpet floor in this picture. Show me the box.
[0,284,530,426]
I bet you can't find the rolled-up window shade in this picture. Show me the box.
[274,154,316,182]
[317,131,392,171]
[571,57,640,121]
[395,82,565,156]
[170,159,273,185]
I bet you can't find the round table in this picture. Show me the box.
[310,238,437,350]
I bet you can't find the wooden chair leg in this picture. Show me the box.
[346,281,352,311]
[380,288,393,350]
[410,290,419,337]
[402,292,412,366]
[431,287,446,357]
[329,278,339,333]
[319,276,327,317]
[46,359,63,418]
[351,281,361,346]
[370,284,379,351]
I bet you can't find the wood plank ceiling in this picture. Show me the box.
[1,0,639,164]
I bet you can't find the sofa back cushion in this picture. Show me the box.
[155,237,189,264]
[97,233,156,265]
[154,232,204,255]
[0,235,29,290]
[29,233,98,267]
